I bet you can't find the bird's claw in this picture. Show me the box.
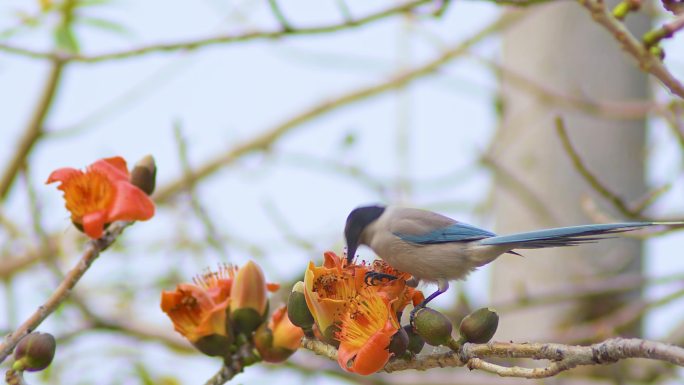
[364,271,398,286]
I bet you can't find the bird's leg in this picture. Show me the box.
[364,271,398,286]
[409,279,449,326]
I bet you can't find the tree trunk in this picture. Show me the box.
[490,1,649,351]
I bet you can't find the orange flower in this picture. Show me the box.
[304,252,360,341]
[254,305,304,363]
[46,156,155,239]
[304,251,425,374]
[370,260,425,313]
[337,289,399,375]
[160,265,235,356]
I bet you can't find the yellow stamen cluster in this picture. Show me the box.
[337,289,390,349]
[61,171,114,220]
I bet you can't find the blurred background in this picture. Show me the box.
[1,0,683,384]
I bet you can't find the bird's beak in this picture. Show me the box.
[346,244,357,264]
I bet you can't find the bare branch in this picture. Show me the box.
[643,12,684,48]
[0,1,433,63]
[577,0,684,99]
[555,116,639,219]
[0,221,132,364]
[267,0,295,31]
[301,337,684,377]
[0,61,64,201]
[154,12,524,204]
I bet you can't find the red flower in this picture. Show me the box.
[46,156,155,239]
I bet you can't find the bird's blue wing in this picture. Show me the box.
[395,222,496,244]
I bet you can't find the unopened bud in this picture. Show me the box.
[232,307,264,335]
[13,332,56,372]
[193,333,234,358]
[403,325,425,354]
[459,307,499,344]
[388,326,409,356]
[287,282,314,333]
[649,46,665,61]
[130,155,156,195]
[413,308,453,346]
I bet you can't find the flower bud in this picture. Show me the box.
[287,282,314,333]
[403,325,425,354]
[413,308,453,346]
[459,307,499,344]
[13,332,56,372]
[254,305,304,363]
[388,326,409,356]
[130,155,156,195]
[230,261,268,334]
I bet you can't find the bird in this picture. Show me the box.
[344,204,678,321]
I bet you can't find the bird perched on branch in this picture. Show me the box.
[344,204,678,322]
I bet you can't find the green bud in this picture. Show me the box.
[649,45,665,60]
[130,155,156,195]
[193,334,233,358]
[13,332,56,372]
[459,307,499,344]
[403,325,425,354]
[612,2,626,19]
[413,308,453,346]
[231,307,264,335]
[287,282,314,333]
[388,326,409,356]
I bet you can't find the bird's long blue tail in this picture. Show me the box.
[480,222,654,249]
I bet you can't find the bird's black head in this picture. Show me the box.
[344,205,386,263]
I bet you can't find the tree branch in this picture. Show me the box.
[154,12,523,204]
[0,60,64,200]
[555,116,640,219]
[0,0,432,63]
[301,337,684,378]
[577,0,684,99]
[0,221,132,364]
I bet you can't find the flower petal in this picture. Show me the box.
[266,282,280,292]
[271,305,304,351]
[89,156,130,182]
[107,181,155,222]
[82,210,107,239]
[338,319,394,375]
[45,168,82,186]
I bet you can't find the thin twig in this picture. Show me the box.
[481,57,657,120]
[153,12,524,204]
[173,122,228,258]
[554,116,639,219]
[577,0,684,99]
[492,272,684,312]
[0,61,64,200]
[0,0,432,63]
[481,153,560,226]
[267,0,294,31]
[0,221,132,364]
[643,12,684,47]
